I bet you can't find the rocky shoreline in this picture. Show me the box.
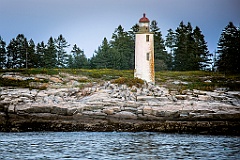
[0,72,240,135]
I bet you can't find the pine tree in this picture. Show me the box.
[45,37,57,68]
[36,41,46,68]
[17,34,28,68]
[67,54,74,69]
[26,39,37,68]
[6,38,16,68]
[173,22,210,71]
[128,24,139,70]
[0,36,6,69]
[216,22,240,74]
[110,25,134,69]
[108,47,121,69]
[89,54,96,69]
[150,20,171,70]
[192,26,211,70]
[6,34,28,68]
[55,34,70,68]
[129,24,139,36]
[165,28,176,57]
[71,44,88,68]
[173,22,189,70]
[91,38,112,69]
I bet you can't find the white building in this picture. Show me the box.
[134,13,155,83]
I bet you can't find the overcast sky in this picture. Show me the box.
[1,0,239,58]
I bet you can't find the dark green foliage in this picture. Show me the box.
[192,26,211,69]
[6,34,28,69]
[165,28,176,57]
[36,41,46,68]
[91,38,112,69]
[150,20,172,71]
[110,25,135,70]
[112,77,144,87]
[0,36,6,69]
[1,20,237,74]
[69,44,88,68]
[55,34,70,68]
[90,25,135,70]
[172,22,210,71]
[44,37,57,68]
[0,77,48,89]
[68,54,74,69]
[216,22,240,74]
[26,39,38,68]
[1,68,239,91]
[173,22,191,70]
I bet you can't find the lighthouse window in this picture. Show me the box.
[146,35,149,42]
[146,53,150,61]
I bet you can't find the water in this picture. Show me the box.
[0,132,239,160]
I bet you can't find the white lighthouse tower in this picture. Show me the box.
[134,13,155,83]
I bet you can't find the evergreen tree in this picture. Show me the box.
[67,54,74,69]
[17,34,28,68]
[216,22,240,74]
[91,38,112,69]
[173,22,210,71]
[45,37,57,68]
[6,38,16,68]
[150,20,172,70]
[55,34,70,68]
[192,26,211,70]
[129,24,139,36]
[110,25,134,69]
[108,47,121,69]
[165,28,176,57]
[71,44,88,68]
[173,22,189,70]
[26,39,37,68]
[0,36,6,69]
[6,34,28,68]
[36,41,46,68]
[89,54,96,69]
[127,24,139,70]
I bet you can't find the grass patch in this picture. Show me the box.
[1,69,239,91]
[0,77,46,89]
[156,71,240,91]
[23,68,59,75]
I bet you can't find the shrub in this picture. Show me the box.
[112,77,144,87]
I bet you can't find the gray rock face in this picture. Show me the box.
[0,73,240,134]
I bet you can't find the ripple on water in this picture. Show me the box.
[0,132,239,159]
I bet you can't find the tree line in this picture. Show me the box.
[0,21,239,73]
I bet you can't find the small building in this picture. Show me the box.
[134,13,155,83]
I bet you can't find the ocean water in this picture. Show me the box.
[0,132,239,160]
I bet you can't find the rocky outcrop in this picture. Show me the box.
[0,72,240,135]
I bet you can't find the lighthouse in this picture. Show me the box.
[134,13,155,83]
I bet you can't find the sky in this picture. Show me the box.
[1,0,239,58]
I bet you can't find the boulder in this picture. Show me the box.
[198,95,212,101]
[103,109,115,115]
[114,111,137,119]
[137,96,155,101]
[175,95,188,100]
[49,77,63,83]
[143,106,152,115]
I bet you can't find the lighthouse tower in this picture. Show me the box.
[134,13,155,83]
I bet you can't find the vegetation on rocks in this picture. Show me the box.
[0,69,239,92]
[0,68,239,134]
[112,77,144,87]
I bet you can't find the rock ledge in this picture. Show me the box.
[0,73,240,135]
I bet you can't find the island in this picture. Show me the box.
[0,70,239,135]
